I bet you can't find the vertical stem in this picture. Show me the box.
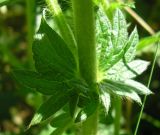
[71,0,97,85]
[114,98,122,135]
[26,0,35,68]
[71,0,98,135]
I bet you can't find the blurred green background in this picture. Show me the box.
[0,0,160,135]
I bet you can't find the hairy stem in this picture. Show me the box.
[71,0,97,85]
[71,0,98,134]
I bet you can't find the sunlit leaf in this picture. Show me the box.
[100,79,143,104]
[96,9,129,71]
[124,27,139,62]
[112,9,128,50]
[106,60,149,80]
[123,79,152,95]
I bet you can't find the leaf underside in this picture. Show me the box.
[96,8,152,111]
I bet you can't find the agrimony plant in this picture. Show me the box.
[13,1,152,135]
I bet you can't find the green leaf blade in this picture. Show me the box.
[123,79,152,95]
[33,18,77,79]
[100,79,142,104]
[125,27,139,62]
[29,92,69,127]
[100,91,111,113]
[13,70,64,95]
[50,113,72,128]
[106,60,150,80]
[112,9,128,50]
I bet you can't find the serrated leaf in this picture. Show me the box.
[100,91,111,113]
[96,9,113,69]
[29,91,69,127]
[33,18,77,79]
[124,27,139,62]
[100,79,142,104]
[96,9,129,71]
[106,60,150,80]
[100,79,152,102]
[123,79,152,95]
[112,9,128,50]
[96,14,114,70]
[13,70,65,95]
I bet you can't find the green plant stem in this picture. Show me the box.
[45,0,77,56]
[26,0,35,68]
[71,0,97,85]
[71,0,98,135]
[134,41,159,135]
[114,97,122,135]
